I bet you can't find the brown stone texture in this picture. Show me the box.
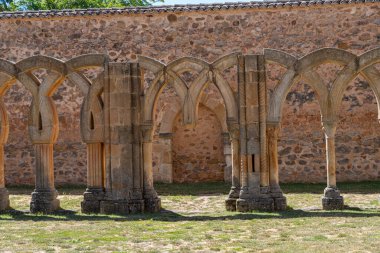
[0,3,379,185]
[172,104,225,183]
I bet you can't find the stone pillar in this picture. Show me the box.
[225,127,240,211]
[236,55,274,212]
[81,143,105,213]
[0,145,9,211]
[222,132,232,183]
[142,125,161,212]
[30,143,60,213]
[156,133,173,183]
[321,121,344,210]
[236,55,250,211]
[0,96,9,211]
[267,122,287,211]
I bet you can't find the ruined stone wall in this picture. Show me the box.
[0,2,378,185]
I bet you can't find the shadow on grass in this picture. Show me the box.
[7,181,380,196]
[0,206,379,222]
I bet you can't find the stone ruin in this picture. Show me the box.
[0,0,379,214]
[0,47,379,214]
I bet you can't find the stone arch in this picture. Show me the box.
[266,48,354,123]
[15,55,67,143]
[139,53,239,129]
[65,54,108,143]
[330,48,380,121]
[139,56,187,126]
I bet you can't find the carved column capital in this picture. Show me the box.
[321,121,337,139]
[141,124,154,143]
[266,122,280,140]
[227,121,240,141]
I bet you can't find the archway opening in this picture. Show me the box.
[278,80,326,209]
[335,74,380,209]
[172,104,225,183]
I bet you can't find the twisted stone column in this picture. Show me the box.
[321,121,344,210]
[142,125,161,212]
[267,122,286,210]
[81,142,105,213]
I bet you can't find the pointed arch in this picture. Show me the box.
[266,50,328,123]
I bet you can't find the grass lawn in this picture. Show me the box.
[0,181,379,252]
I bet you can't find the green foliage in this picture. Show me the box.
[0,0,163,11]
[0,0,17,11]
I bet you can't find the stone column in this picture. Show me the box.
[225,128,241,211]
[0,145,9,211]
[321,121,344,210]
[81,142,105,213]
[0,97,9,211]
[222,133,232,183]
[30,143,60,213]
[267,122,287,211]
[142,125,161,212]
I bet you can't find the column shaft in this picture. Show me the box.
[35,143,55,190]
[0,145,9,210]
[0,145,4,188]
[268,125,280,188]
[321,121,343,210]
[30,143,60,213]
[143,141,154,194]
[326,136,336,188]
[87,143,104,189]
[231,138,240,189]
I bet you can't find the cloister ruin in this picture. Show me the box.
[0,0,379,214]
[0,47,378,213]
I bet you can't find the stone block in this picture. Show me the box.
[0,188,9,211]
[273,197,287,211]
[236,197,275,212]
[81,188,105,213]
[144,197,161,212]
[30,190,60,213]
[99,199,145,215]
[322,187,344,210]
[225,198,237,211]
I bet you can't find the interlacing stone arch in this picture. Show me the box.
[0,59,19,210]
[0,54,109,213]
[265,47,380,210]
[139,53,239,130]
[0,47,379,214]
[266,48,380,123]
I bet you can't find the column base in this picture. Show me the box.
[144,197,161,212]
[0,188,9,211]
[273,196,287,211]
[236,197,275,212]
[225,186,240,211]
[322,187,344,210]
[270,185,287,211]
[30,189,60,213]
[81,188,105,214]
[99,199,145,215]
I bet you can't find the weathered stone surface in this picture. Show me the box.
[0,3,378,186]
[274,197,287,211]
[0,188,9,211]
[322,187,344,210]
[236,197,275,212]
[30,190,60,213]
[81,188,105,213]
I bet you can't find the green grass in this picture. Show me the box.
[0,182,379,252]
